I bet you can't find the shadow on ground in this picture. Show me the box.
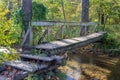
[107,58,120,80]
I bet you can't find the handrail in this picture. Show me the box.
[32,21,98,26]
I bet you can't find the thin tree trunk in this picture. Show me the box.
[61,0,66,22]
[6,0,12,20]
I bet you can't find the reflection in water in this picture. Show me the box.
[59,53,81,80]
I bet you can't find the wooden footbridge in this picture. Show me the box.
[0,21,106,80]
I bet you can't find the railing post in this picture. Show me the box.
[61,25,64,39]
[47,26,51,41]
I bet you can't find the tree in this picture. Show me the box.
[22,0,32,33]
[22,0,32,48]
[80,0,89,36]
[81,0,89,22]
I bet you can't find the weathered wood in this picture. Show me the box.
[21,28,30,46]
[61,26,64,38]
[32,21,97,26]
[20,54,54,61]
[34,32,106,54]
[29,26,33,46]
[20,54,64,62]
[38,29,48,44]
[3,60,48,72]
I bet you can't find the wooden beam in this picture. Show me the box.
[32,21,97,26]
[20,54,54,61]
[3,60,48,72]
[21,28,30,46]
[20,54,64,62]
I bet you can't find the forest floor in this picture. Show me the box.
[59,44,120,80]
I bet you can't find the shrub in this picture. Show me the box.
[99,25,120,49]
[0,10,20,47]
[0,53,19,64]
[0,3,21,47]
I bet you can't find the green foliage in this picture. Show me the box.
[12,8,23,29]
[0,10,20,46]
[32,2,47,21]
[0,1,21,47]
[0,53,19,64]
[100,25,120,49]
[103,33,119,48]
[56,72,66,80]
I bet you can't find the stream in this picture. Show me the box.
[59,46,120,80]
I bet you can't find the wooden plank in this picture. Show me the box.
[32,21,97,26]
[34,32,106,54]
[20,54,54,61]
[3,60,48,72]
[20,54,64,61]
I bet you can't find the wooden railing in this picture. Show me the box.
[21,21,100,46]
[32,21,97,26]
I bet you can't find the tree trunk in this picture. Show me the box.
[80,0,89,36]
[22,0,32,32]
[22,0,32,49]
[101,13,104,24]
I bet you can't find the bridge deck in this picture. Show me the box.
[34,32,106,54]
